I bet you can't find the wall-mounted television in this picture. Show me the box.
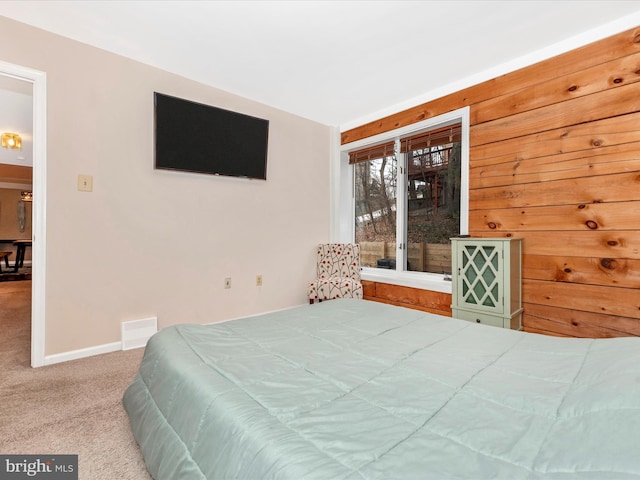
[154,92,269,180]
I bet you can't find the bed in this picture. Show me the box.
[123,299,640,479]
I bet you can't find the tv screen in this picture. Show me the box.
[154,92,269,180]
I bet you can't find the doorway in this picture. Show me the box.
[0,60,47,367]
[0,76,33,372]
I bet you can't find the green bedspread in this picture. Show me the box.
[123,299,640,479]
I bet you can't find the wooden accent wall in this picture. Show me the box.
[345,27,640,338]
[362,280,452,316]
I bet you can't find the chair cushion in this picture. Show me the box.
[308,277,363,301]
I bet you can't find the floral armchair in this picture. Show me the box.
[308,243,363,304]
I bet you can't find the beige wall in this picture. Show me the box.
[0,17,331,356]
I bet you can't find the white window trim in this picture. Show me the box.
[333,106,470,294]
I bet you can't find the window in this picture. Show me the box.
[352,142,397,265]
[339,108,469,292]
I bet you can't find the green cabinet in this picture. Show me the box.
[451,237,522,330]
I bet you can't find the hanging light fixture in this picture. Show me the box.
[1,132,22,150]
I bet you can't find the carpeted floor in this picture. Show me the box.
[0,281,152,479]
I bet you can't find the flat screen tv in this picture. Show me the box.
[154,92,269,180]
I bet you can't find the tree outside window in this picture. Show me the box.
[352,123,462,276]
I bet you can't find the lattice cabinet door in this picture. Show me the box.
[451,237,522,330]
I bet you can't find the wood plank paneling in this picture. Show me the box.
[362,279,376,298]
[522,254,640,288]
[471,201,640,232]
[523,303,640,337]
[467,231,640,259]
[362,280,452,316]
[469,171,640,209]
[523,278,640,319]
[470,52,640,125]
[470,112,640,167]
[471,81,640,147]
[471,142,640,189]
[346,27,640,337]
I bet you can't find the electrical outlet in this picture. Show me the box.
[256,274,262,286]
[78,174,93,192]
[224,277,231,289]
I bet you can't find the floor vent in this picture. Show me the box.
[121,317,157,350]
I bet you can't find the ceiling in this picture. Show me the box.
[1,1,640,128]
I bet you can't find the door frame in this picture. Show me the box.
[0,60,47,367]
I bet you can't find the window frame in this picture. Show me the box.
[335,107,470,294]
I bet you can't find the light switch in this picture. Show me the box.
[78,174,93,192]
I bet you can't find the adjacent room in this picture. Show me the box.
[1,1,640,479]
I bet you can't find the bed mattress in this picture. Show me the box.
[123,299,640,479]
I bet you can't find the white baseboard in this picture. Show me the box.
[41,304,308,366]
[43,341,123,366]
